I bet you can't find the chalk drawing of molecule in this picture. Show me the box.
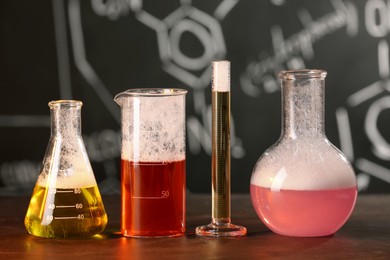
[129,0,228,90]
[336,39,390,191]
[335,0,390,191]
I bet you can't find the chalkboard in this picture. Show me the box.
[1,0,390,195]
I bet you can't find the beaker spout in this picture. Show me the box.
[114,91,127,107]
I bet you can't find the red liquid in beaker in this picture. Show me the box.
[250,184,357,237]
[121,159,186,237]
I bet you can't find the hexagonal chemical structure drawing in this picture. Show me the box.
[132,2,226,89]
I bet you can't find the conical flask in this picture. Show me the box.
[250,70,357,237]
[25,100,108,238]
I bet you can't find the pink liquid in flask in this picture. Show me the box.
[250,70,358,237]
[250,185,357,237]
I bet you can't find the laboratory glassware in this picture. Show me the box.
[196,61,247,237]
[115,88,187,237]
[25,100,107,238]
[250,70,357,237]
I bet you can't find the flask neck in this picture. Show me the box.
[49,100,82,137]
[280,70,326,139]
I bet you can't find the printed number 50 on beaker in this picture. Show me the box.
[115,88,187,238]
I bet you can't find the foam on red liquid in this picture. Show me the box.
[118,91,186,236]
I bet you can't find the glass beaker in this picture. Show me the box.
[114,88,187,237]
[25,100,108,238]
[250,70,357,237]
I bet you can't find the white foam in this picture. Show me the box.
[212,60,230,92]
[121,95,186,162]
[250,138,356,190]
[37,170,97,189]
[36,139,97,189]
[36,100,98,189]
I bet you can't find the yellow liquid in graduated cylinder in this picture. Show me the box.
[25,185,108,238]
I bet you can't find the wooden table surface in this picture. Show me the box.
[0,194,389,259]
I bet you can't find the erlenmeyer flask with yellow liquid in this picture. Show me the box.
[25,100,108,238]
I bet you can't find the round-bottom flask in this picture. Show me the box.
[250,70,357,237]
[25,100,108,238]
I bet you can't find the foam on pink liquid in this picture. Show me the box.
[250,139,357,236]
